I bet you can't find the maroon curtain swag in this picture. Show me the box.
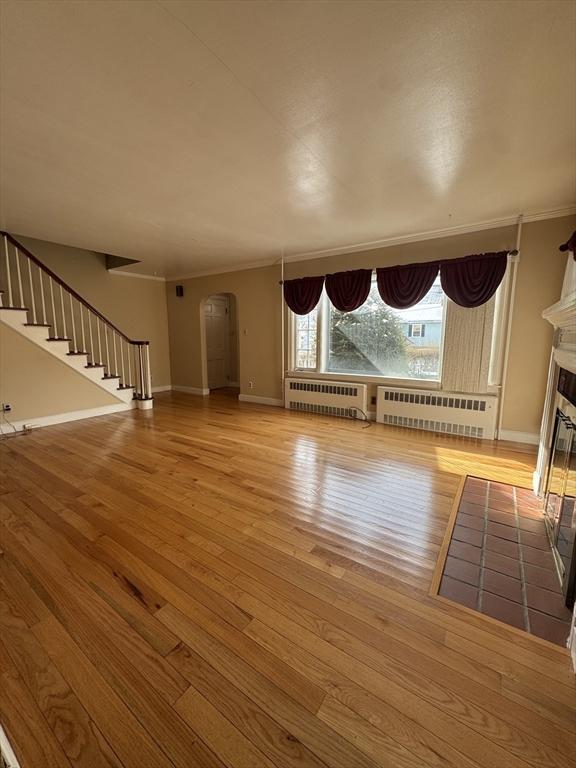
[376,262,440,309]
[325,269,372,312]
[440,252,508,308]
[284,251,510,314]
[283,275,325,315]
[559,230,576,259]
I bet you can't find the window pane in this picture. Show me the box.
[326,279,444,380]
[294,309,318,369]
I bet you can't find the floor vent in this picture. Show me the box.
[377,386,498,439]
[285,378,368,419]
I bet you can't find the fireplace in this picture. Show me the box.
[536,240,576,663]
[543,371,576,608]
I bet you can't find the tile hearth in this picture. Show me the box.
[438,477,573,646]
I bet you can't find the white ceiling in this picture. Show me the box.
[1,0,574,278]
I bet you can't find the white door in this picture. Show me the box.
[205,295,229,389]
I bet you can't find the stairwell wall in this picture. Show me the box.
[13,235,171,389]
[0,322,120,427]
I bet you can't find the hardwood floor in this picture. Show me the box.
[0,391,574,768]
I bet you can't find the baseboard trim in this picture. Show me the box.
[152,385,172,393]
[238,394,283,407]
[172,385,210,396]
[1,402,135,433]
[498,430,539,445]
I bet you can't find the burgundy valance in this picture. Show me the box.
[283,275,325,315]
[284,250,511,314]
[559,230,576,257]
[376,262,440,309]
[440,252,508,308]
[325,269,372,312]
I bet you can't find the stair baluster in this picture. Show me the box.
[27,257,37,324]
[49,277,58,338]
[15,247,24,308]
[39,265,47,324]
[69,294,77,352]
[79,303,86,352]
[1,232,153,406]
[3,237,13,307]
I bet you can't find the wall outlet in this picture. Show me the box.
[1,404,11,412]
[248,381,255,389]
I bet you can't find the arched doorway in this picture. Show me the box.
[203,293,239,394]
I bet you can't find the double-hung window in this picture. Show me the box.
[292,276,445,381]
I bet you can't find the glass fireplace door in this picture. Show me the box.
[545,410,573,544]
[544,407,576,606]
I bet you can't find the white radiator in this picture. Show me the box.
[285,378,368,419]
[376,386,498,439]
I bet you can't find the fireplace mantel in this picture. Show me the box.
[544,304,576,376]
[535,252,575,498]
[542,265,576,374]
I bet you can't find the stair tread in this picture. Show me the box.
[47,337,71,342]
[0,306,28,311]
[67,351,87,356]
[86,364,105,368]
[103,375,120,380]
[25,322,52,327]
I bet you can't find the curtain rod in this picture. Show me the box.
[278,249,518,284]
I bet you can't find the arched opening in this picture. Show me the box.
[202,293,240,396]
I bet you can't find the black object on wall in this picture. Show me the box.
[176,285,184,297]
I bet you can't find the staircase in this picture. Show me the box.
[0,232,153,419]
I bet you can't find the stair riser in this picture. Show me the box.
[1,308,134,404]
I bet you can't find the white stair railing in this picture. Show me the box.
[0,232,152,401]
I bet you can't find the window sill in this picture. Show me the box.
[286,370,442,390]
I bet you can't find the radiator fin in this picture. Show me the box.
[382,389,486,412]
[376,386,498,440]
[381,413,484,438]
[289,402,355,418]
[288,381,358,397]
[285,378,367,421]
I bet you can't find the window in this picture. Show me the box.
[294,309,318,370]
[292,277,445,381]
[408,323,424,338]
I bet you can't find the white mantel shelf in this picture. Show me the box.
[542,289,576,330]
[542,252,576,375]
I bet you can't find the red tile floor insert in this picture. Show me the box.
[438,477,573,646]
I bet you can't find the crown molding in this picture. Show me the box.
[168,256,279,282]
[108,269,166,282]
[281,207,576,265]
[161,205,576,281]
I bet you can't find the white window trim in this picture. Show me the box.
[409,323,424,338]
[289,285,445,387]
[290,308,319,373]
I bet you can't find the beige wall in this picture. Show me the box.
[503,217,574,434]
[15,235,171,388]
[166,215,574,436]
[0,323,118,424]
[167,266,281,399]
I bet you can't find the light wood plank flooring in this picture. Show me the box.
[0,391,574,768]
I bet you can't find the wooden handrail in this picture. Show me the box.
[1,231,148,345]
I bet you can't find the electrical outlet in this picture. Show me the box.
[1,404,11,412]
[248,381,255,389]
